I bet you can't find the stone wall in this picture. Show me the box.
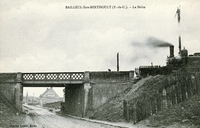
[88,71,134,116]
[90,71,131,82]
[0,73,17,108]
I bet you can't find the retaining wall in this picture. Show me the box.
[0,73,17,108]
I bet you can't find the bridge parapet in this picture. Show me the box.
[89,71,134,82]
[22,72,84,81]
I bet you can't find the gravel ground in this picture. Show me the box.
[0,104,134,128]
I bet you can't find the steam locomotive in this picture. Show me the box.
[135,45,200,78]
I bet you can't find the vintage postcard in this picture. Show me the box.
[0,0,200,128]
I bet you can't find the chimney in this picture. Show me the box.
[117,53,119,71]
[151,62,153,67]
[179,36,181,54]
[170,45,174,57]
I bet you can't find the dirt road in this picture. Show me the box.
[14,105,117,128]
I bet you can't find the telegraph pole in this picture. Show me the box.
[117,53,119,71]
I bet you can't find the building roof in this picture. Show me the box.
[40,87,60,98]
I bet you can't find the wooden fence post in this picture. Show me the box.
[186,76,191,98]
[123,100,130,122]
[175,84,179,104]
[171,85,176,105]
[146,98,151,117]
[194,73,199,94]
[132,104,137,124]
[189,74,195,96]
[177,83,182,103]
[156,93,161,112]
[127,100,130,122]
[181,80,186,101]
[141,101,146,120]
[123,99,127,121]
[137,101,143,121]
[151,98,156,115]
[166,87,172,108]
[196,73,200,94]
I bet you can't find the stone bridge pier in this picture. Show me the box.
[15,73,23,112]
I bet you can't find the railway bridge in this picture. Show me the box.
[0,71,134,117]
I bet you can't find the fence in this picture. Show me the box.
[123,71,200,124]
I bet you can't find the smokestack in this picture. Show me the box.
[175,7,181,23]
[170,45,174,57]
[179,36,181,54]
[117,53,119,71]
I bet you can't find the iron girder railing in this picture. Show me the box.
[22,72,85,81]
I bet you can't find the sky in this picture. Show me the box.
[0,0,200,97]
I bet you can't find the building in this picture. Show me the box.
[39,87,63,106]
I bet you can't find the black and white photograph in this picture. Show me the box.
[0,0,200,128]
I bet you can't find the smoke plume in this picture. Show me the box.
[146,37,173,47]
[131,36,173,48]
[130,36,173,66]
